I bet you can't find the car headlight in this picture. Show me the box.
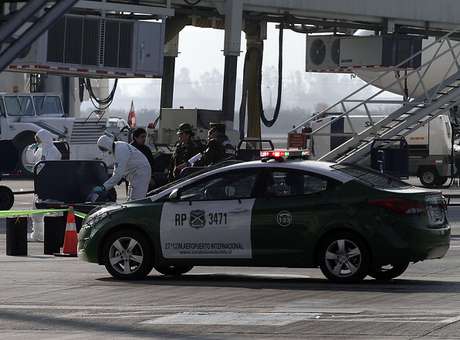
[84,211,109,227]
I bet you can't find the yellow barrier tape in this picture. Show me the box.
[73,211,88,220]
[0,208,87,219]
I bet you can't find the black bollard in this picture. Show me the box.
[44,215,66,255]
[6,217,28,256]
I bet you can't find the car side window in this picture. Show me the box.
[265,171,329,197]
[180,171,258,201]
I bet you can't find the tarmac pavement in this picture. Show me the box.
[1,179,460,338]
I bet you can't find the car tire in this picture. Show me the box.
[0,186,14,210]
[318,232,370,283]
[154,264,193,276]
[419,167,439,188]
[369,262,409,281]
[103,229,153,280]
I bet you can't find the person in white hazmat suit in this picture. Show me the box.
[91,135,151,201]
[30,129,62,241]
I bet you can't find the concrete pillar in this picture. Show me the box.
[161,34,179,109]
[245,22,266,139]
[160,16,189,114]
[39,75,81,117]
[222,56,238,123]
[222,0,242,126]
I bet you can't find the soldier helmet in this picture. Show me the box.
[177,123,194,135]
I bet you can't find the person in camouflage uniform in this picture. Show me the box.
[168,123,202,180]
[195,123,235,167]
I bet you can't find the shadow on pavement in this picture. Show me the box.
[0,309,206,339]
[98,273,460,293]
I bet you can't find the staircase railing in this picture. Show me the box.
[0,0,78,73]
[290,28,460,163]
[290,29,460,137]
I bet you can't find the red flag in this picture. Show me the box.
[128,100,136,128]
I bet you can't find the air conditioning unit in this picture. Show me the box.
[8,15,165,78]
[339,36,422,69]
[306,35,349,73]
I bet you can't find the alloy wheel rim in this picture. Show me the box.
[109,237,144,275]
[325,239,362,278]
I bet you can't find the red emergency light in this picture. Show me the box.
[260,150,287,158]
[260,149,310,160]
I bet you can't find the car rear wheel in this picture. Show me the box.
[369,262,409,281]
[154,264,193,276]
[103,230,153,280]
[0,186,14,210]
[318,232,370,283]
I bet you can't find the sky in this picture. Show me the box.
[106,23,370,113]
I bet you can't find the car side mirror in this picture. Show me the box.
[169,188,180,201]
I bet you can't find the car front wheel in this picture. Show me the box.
[318,232,370,283]
[103,230,153,280]
[154,264,193,276]
[369,262,409,281]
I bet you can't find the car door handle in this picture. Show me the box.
[229,209,249,214]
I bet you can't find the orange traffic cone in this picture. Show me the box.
[54,207,78,257]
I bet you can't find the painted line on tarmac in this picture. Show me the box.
[141,311,321,326]
[140,312,460,326]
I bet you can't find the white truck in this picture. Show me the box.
[305,114,453,187]
[0,92,127,175]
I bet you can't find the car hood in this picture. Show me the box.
[85,203,126,220]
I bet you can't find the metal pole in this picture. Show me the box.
[222,0,242,125]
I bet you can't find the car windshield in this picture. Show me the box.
[147,160,243,196]
[331,164,411,189]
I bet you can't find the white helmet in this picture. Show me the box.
[97,134,115,153]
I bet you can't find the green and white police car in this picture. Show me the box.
[78,159,450,283]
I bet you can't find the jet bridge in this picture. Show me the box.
[141,0,460,128]
[3,0,460,138]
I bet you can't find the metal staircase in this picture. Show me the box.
[70,118,107,145]
[0,0,78,73]
[291,29,460,164]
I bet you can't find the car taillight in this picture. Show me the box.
[368,198,425,215]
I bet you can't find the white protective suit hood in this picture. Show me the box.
[97,135,115,154]
[34,129,61,163]
[36,129,54,145]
